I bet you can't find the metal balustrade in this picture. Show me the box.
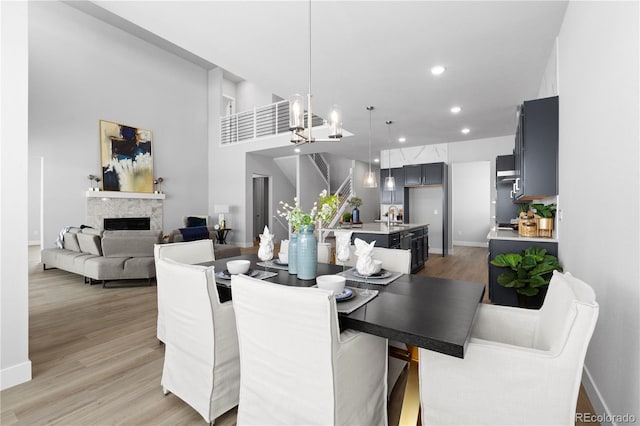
[221,100,324,145]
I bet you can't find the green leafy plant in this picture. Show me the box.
[347,197,363,208]
[277,190,339,232]
[490,246,562,296]
[342,212,352,222]
[530,203,557,218]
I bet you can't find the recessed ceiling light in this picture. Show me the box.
[431,65,446,75]
[450,106,462,114]
[374,158,380,163]
[294,148,301,153]
[461,128,470,134]
[398,137,406,143]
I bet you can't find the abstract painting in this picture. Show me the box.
[99,120,153,193]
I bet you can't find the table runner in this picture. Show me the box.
[336,267,403,286]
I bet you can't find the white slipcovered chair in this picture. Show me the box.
[154,239,215,342]
[419,271,599,426]
[336,245,412,396]
[157,257,240,423]
[231,274,389,425]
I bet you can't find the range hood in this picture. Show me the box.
[497,169,517,181]
[496,154,517,182]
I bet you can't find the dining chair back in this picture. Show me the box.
[157,257,239,423]
[419,270,599,425]
[231,274,388,425]
[154,240,216,342]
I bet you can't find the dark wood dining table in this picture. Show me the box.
[203,253,485,424]
[205,253,485,359]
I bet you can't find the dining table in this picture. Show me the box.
[201,253,486,424]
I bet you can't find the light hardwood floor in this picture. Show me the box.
[0,245,597,425]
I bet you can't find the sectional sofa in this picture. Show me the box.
[41,228,159,287]
[41,227,242,287]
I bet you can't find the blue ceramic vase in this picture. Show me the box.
[288,233,298,274]
[297,224,317,280]
[352,207,360,223]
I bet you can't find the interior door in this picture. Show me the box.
[252,177,269,242]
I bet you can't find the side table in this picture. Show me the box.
[216,228,232,244]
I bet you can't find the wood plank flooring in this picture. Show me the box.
[0,245,597,425]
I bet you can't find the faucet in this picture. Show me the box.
[387,205,398,227]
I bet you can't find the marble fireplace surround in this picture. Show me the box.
[86,191,165,231]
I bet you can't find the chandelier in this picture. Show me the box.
[289,0,342,144]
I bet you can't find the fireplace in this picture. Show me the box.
[104,217,151,231]
[86,192,164,232]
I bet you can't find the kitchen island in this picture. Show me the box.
[487,228,558,307]
[330,223,429,273]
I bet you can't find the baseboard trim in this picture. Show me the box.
[0,360,32,391]
[28,240,40,246]
[582,366,614,426]
[452,240,488,248]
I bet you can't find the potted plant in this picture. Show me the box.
[341,212,352,223]
[347,197,363,223]
[531,203,556,238]
[490,246,562,308]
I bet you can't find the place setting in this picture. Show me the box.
[315,274,378,315]
[336,239,404,286]
[214,259,278,286]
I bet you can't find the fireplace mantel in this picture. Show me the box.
[85,191,165,200]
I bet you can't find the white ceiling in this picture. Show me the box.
[76,1,568,162]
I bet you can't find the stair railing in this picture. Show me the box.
[308,153,330,190]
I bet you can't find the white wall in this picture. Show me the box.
[236,80,273,113]
[452,162,491,246]
[29,2,210,247]
[28,157,43,245]
[297,154,329,214]
[1,0,32,390]
[246,153,295,244]
[556,1,639,423]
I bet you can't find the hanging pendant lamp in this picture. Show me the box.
[384,120,396,191]
[363,106,378,188]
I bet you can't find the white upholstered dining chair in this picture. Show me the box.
[154,239,216,342]
[231,274,389,425]
[336,245,412,396]
[157,257,240,424]
[418,271,599,425]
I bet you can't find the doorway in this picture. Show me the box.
[252,176,269,242]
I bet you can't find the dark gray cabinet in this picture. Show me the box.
[380,167,405,204]
[514,96,559,201]
[351,225,428,273]
[403,163,443,186]
[488,238,558,307]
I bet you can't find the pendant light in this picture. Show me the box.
[384,120,396,191]
[363,106,378,188]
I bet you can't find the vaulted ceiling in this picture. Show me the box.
[72,1,568,162]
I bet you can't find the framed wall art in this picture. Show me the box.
[99,120,153,193]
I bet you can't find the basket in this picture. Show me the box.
[519,218,538,237]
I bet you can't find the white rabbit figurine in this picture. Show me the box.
[257,225,274,261]
[354,238,377,276]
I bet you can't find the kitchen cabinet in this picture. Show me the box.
[488,238,558,307]
[379,167,405,204]
[351,224,428,273]
[403,163,444,186]
[514,96,558,201]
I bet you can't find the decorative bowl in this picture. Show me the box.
[316,275,346,294]
[278,251,288,263]
[226,260,250,275]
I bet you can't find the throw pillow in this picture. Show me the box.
[179,226,210,242]
[186,216,207,227]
